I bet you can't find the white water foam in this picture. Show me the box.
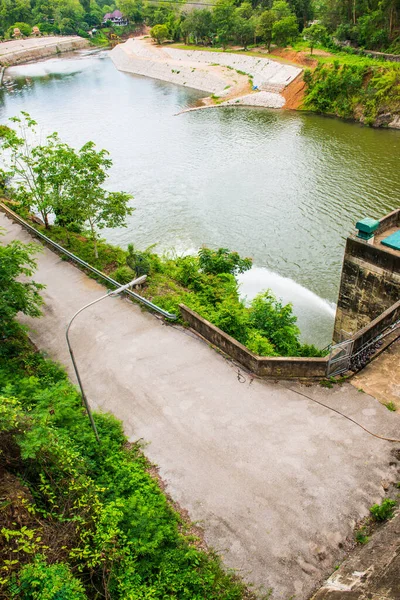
[6,53,103,79]
[238,267,336,347]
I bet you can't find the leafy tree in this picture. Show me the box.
[181,9,213,45]
[150,23,169,44]
[257,9,276,50]
[0,114,134,259]
[213,0,236,49]
[302,23,328,53]
[60,142,134,259]
[271,0,293,20]
[236,1,253,19]
[0,235,44,339]
[234,15,256,49]
[0,114,76,228]
[248,291,300,356]
[272,14,299,46]
[198,247,252,276]
[116,0,144,23]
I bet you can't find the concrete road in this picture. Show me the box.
[352,339,400,411]
[2,211,399,600]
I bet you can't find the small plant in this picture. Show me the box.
[369,498,396,522]
[320,379,333,388]
[355,526,370,544]
[358,388,365,393]
[384,401,397,412]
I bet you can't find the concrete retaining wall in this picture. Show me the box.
[333,209,400,341]
[352,299,400,353]
[179,304,328,378]
[0,37,89,67]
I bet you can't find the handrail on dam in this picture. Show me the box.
[0,202,178,321]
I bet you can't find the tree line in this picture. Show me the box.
[1,0,398,51]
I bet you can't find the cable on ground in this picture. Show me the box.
[283,385,400,444]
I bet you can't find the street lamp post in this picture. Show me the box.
[66,275,147,443]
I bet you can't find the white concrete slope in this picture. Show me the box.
[1,210,399,600]
[110,38,301,108]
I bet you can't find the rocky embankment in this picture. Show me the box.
[111,38,302,109]
[0,36,89,67]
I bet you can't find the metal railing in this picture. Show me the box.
[0,202,178,320]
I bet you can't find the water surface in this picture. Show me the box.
[2,50,399,346]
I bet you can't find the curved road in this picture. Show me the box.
[1,210,399,599]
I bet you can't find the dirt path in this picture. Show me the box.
[1,211,399,599]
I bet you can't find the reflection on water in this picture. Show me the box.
[1,51,399,346]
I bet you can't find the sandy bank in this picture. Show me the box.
[0,36,89,67]
[111,38,302,109]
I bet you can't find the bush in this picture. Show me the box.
[245,330,277,356]
[248,291,300,356]
[150,24,169,44]
[110,265,135,284]
[10,557,87,600]
[198,247,252,276]
[370,498,396,521]
[8,22,32,37]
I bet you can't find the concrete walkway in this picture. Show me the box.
[1,211,399,600]
[352,339,400,411]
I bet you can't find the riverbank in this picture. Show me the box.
[110,38,301,109]
[0,36,89,67]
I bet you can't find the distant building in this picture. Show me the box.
[103,10,128,26]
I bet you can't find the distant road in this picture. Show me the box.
[1,209,398,600]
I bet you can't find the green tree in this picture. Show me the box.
[0,234,44,339]
[272,14,299,46]
[234,15,256,49]
[181,9,213,45]
[150,23,169,43]
[60,142,134,259]
[213,0,236,49]
[248,291,300,356]
[302,23,327,53]
[257,9,276,50]
[198,247,252,275]
[116,0,144,23]
[0,114,76,229]
[271,0,293,20]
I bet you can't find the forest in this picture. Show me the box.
[0,0,399,53]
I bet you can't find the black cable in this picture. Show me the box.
[283,385,400,444]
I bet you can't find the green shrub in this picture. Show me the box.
[369,498,396,521]
[110,265,135,284]
[248,291,300,356]
[8,22,32,37]
[245,330,277,356]
[198,247,252,276]
[10,557,87,600]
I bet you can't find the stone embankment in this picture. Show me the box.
[0,36,89,67]
[110,38,302,109]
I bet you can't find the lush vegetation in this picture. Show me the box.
[1,0,399,54]
[0,237,254,599]
[0,114,324,358]
[303,60,400,125]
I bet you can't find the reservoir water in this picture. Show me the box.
[1,49,399,346]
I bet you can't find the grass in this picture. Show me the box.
[384,401,397,412]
